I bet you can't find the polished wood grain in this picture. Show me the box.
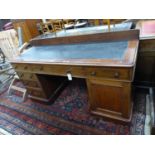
[12,19,41,42]
[11,28,139,123]
[12,63,133,82]
[11,32,139,68]
[87,78,132,122]
[30,29,139,46]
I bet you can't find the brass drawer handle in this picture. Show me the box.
[114,72,120,78]
[91,71,96,76]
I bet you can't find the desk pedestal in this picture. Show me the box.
[87,78,133,123]
[12,63,134,123]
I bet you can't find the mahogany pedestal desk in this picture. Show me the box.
[10,26,139,123]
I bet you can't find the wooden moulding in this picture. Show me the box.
[30,29,140,46]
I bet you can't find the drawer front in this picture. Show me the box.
[31,65,86,78]
[85,67,132,81]
[12,63,31,71]
[17,72,37,81]
[13,63,86,78]
[13,63,132,81]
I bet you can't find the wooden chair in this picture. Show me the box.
[62,19,75,30]
[0,48,14,86]
[0,29,28,101]
[38,22,54,34]
[94,19,111,31]
[0,29,19,59]
[74,19,88,28]
[50,19,63,32]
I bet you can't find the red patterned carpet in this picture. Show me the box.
[0,79,147,135]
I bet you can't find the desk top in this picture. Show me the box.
[12,40,139,67]
[16,41,127,60]
[11,29,139,67]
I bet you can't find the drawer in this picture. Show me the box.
[13,63,86,78]
[31,65,86,78]
[85,67,131,80]
[27,89,46,98]
[12,63,31,71]
[17,72,37,81]
[22,80,41,88]
[13,63,132,81]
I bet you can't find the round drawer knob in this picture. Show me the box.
[24,66,28,70]
[40,66,43,71]
[91,71,96,76]
[114,72,119,78]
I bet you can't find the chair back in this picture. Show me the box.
[0,29,19,60]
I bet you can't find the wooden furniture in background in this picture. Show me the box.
[37,19,74,34]
[90,19,111,31]
[0,29,28,101]
[134,20,155,87]
[31,22,133,42]
[0,29,19,60]
[10,23,139,123]
[12,19,41,42]
[49,19,63,32]
[134,20,155,135]
[88,19,125,26]
[38,19,125,34]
